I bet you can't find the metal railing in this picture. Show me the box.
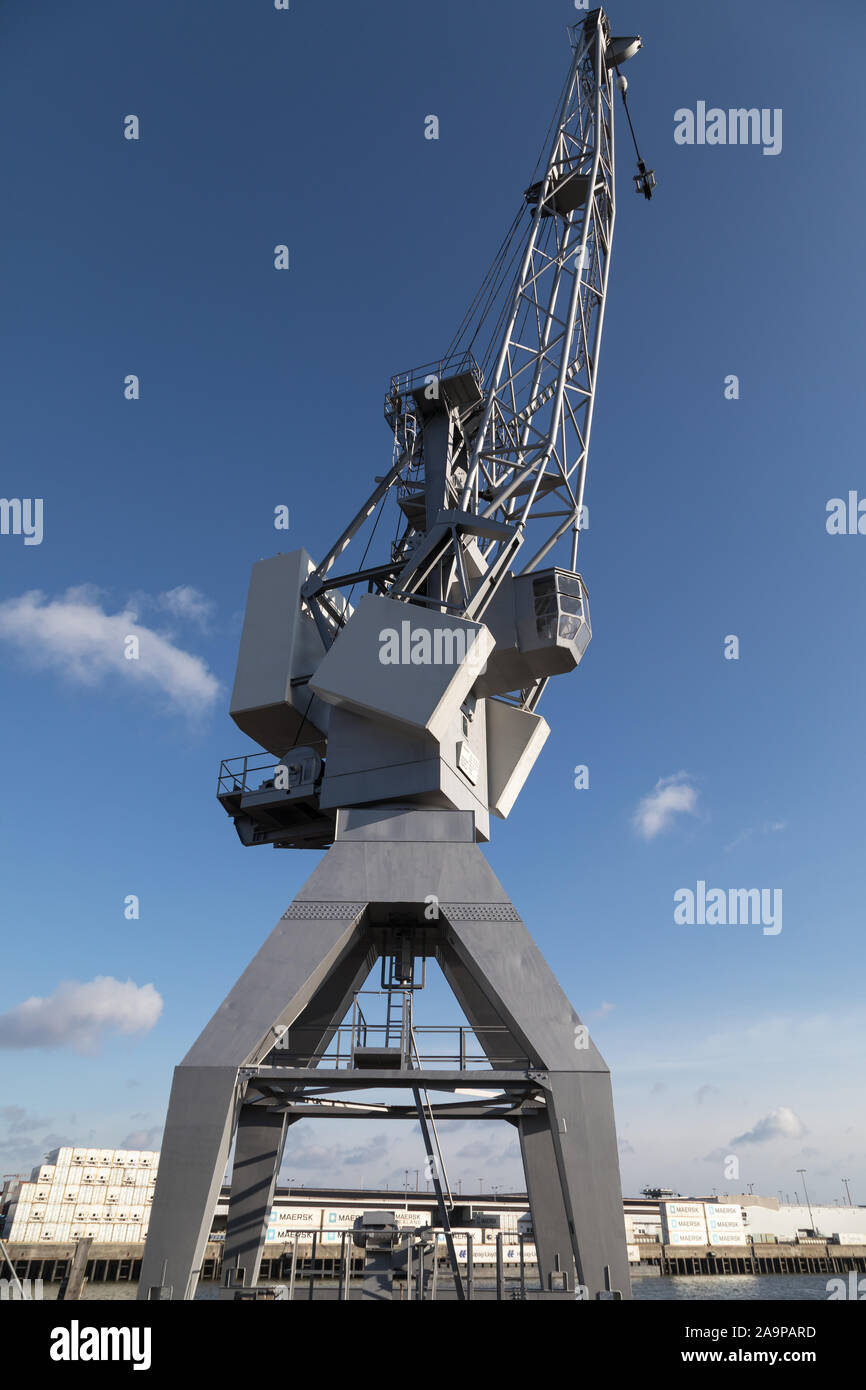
[270,1020,529,1070]
[226,1229,542,1301]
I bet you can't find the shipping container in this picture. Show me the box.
[71,1149,87,1166]
[35,1165,56,1184]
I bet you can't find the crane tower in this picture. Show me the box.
[140,7,653,1302]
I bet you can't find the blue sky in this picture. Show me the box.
[1,0,864,1208]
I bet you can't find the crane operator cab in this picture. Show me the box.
[473,566,591,697]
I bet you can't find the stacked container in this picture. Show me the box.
[4,1145,160,1244]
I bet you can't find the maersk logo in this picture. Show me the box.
[49,1321,151,1371]
[674,880,782,936]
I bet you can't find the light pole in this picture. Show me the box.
[797,1169,816,1234]
[843,1178,854,1207]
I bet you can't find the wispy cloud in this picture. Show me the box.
[725,821,787,853]
[633,772,698,840]
[589,1001,615,1020]
[155,585,214,630]
[120,1125,164,1151]
[0,586,220,715]
[695,1084,720,1106]
[0,977,163,1055]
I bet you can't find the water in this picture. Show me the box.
[37,1274,836,1301]
[632,1275,834,1301]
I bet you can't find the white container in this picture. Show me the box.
[71,1149,87,1166]
[31,1205,47,1221]
[85,1150,100,1166]
[80,1170,95,1185]
[73,1205,90,1222]
[33,1186,51,1202]
[84,1227,100,1240]
[35,1165,56,1184]
[106,1187,122,1205]
[59,1186,78,1204]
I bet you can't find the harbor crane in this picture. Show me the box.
[140,7,653,1302]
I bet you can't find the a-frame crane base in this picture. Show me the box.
[138,805,631,1301]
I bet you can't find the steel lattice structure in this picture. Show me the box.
[303,13,618,713]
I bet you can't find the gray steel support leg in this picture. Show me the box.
[222,1106,290,1293]
[139,1065,240,1301]
[442,906,632,1300]
[138,907,367,1301]
[545,1072,630,1298]
[518,1112,575,1290]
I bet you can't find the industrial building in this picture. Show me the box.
[3,1149,865,1276]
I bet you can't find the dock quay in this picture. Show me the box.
[3,1238,865,1289]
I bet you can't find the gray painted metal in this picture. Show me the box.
[221,1106,289,1294]
[138,807,631,1301]
[142,8,643,1306]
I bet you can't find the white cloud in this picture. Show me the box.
[731,1106,806,1146]
[0,586,220,714]
[633,772,698,840]
[0,977,163,1055]
[156,585,214,629]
